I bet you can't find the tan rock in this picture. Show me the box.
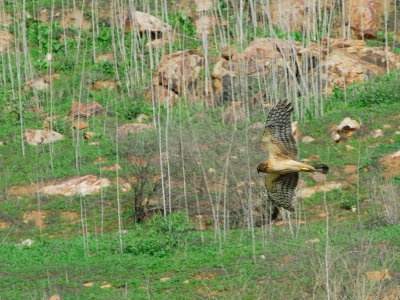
[395,131,400,135]
[221,46,238,60]
[337,117,361,135]
[332,132,342,143]
[83,282,94,287]
[121,183,131,192]
[125,11,171,33]
[48,294,61,300]
[0,30,14,52]
[297,181,342,198]
[154,50,203,96]
[24,129,63,146]
[0,140,5,146]
[0,221,11,229]
[83,132,95,140]
[382,124,392,128]
[160,277,171,282]
[117,123,154,138]
[366,269,391,281]
[371,129,383,138]
[150,85,179,107]
[39,175,110,196]
[301,136,315,143]
[345,145,356,151]
[305,238,320,244]
[345,0,382,39]
[100,283,112,288]
[69,101,103,118]
[386,139,394,144]
[72,121,88,130]
[101,164,122,171]
[93,80,119,90]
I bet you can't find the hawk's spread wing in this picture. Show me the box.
[266,172,299,212]
[263,100,298,160]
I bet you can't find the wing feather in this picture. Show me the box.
[265,173,299,212]
[263,100,298,159]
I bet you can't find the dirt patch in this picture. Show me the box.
[23,211,47,228]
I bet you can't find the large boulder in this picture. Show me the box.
[39,175,110,196]
[69,101,103,118]
[212,38,315,103]
[24,129,63,146]
[125,11,171,34]
[153,50,204,97]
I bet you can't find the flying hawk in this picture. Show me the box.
[257,100,329,212]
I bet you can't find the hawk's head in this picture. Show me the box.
[257,161,269,173]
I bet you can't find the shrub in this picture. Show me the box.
[123,212,190,256]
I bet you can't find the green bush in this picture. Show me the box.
[123,212,190,256]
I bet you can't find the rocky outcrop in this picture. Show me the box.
[24,129,63,146]
[39,175,110,196]
[125,11,171,34]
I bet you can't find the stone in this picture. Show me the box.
[366,269,391,281]
[150,85,180,107]
[24,129,63,146]
[72,121,88,130]
[83,132,95,140]
[24,74,61,91]
[371,129,383,138]
[44,53,53,61]
[39,175,110,196]
[332,132,342,143]
[154,50,204,96]
[101,164,122,171]
[19,239,34,247]
[0,30,13,52]
[345,145,355,151]
[297,181,342,198]
[345,0,382,39]
[301,136,315,143]
[83,282,94,287]
[208,168,215,173]
[121,183,131,192]
[100,284,112,288]
[221,46,238,60]
[337,117,361,135]
[0,140,4,146]
[93,80,119,90]
[117,123,154,138]
[123,11,171,33]
[396,131,400,135]
[386,139,394,144]
[69,101,103,118]
[48,294,61,300]
[305,238,320,244]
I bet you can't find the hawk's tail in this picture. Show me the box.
[312,164,329,174]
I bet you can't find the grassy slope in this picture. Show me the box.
[1,1,400,299]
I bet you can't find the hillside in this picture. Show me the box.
[1,0,400,299]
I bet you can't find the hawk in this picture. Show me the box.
[257,100,329,212]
